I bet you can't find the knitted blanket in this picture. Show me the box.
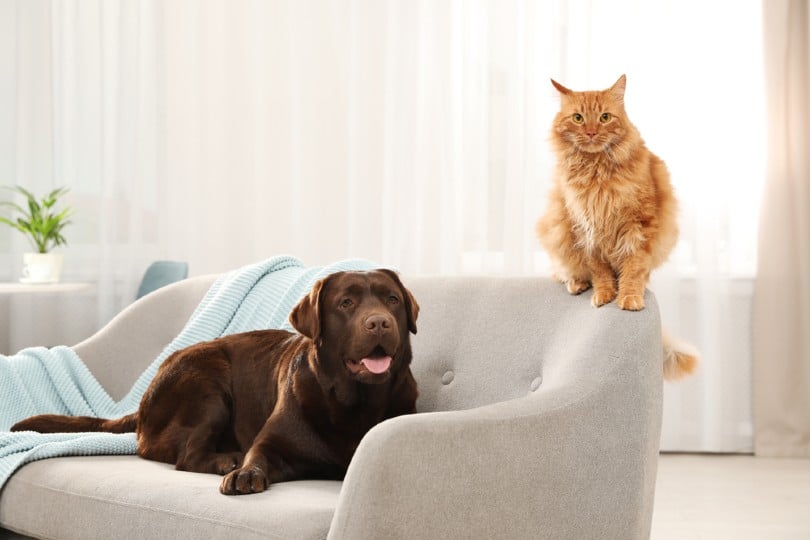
[0,255,376,490]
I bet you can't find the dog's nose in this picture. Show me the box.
[364,314,391,334]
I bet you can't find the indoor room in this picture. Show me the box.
[1,1,807,539]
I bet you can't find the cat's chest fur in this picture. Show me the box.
[560,160,641,258]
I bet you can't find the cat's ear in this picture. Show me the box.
[551,78,573,96]
[609,74,627,102]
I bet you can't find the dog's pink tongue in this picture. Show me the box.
[360,356,392,374]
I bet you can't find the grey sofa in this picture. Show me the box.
[0,275,663,540]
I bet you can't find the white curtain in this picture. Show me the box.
[0,0,765,452]
[754,0,810,458]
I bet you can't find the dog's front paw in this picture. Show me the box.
[214,452,244,475]
[220,465,269,495]
[617,294,645,311]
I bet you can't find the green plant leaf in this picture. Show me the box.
[11,185,37,202]
[0,201,27,214]
[0,185,73,253]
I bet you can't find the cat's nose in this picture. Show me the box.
[586,131,597,138]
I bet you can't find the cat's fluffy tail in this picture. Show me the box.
[662,330,699,381]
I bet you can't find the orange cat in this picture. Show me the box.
[536,75,697,380]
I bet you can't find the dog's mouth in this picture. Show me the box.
[346,345,393,375]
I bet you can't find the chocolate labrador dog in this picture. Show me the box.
[12,269,419,495]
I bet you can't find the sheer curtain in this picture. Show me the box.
[1,0,764,451]
[0,0,163,348]
[754,0,810,458]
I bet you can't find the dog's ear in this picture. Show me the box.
[289,277,327,341]
[378,269,419,334]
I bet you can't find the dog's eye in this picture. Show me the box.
[340,298,354,309]
[387,295,400,305]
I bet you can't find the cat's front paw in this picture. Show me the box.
[591,287,617,307]
[566,278,591,295]
[617,294,645,311]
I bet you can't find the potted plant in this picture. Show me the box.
[0,185,73,283]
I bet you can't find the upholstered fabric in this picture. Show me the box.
[0,275,663,540]
[329,277,662,539]
[0,456,339,540]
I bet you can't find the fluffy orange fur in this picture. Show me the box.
[537,75,697,380]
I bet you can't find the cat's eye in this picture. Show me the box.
[599,113,612,123]
[572,113,584,124]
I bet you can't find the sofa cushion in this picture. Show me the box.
[0,456,340,540]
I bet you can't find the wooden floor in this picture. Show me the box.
[652,454,810,540]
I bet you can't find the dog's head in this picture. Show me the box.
[289,269,419,384]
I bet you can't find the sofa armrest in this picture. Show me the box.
[329,321,662,540]
[73,274,218,401]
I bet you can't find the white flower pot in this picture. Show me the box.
[20,252,64,284]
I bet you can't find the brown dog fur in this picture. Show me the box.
[12,269,419,495]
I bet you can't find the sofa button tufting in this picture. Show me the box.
[530,376,542,392]
[441,371,454,385]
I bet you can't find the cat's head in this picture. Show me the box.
[550,75,632,154]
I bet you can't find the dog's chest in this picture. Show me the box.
[299,385,388,456]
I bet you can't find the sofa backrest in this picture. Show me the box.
[76,272,661,412]
[406,276,661,414]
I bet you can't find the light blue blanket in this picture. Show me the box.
[0,255,376,490]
